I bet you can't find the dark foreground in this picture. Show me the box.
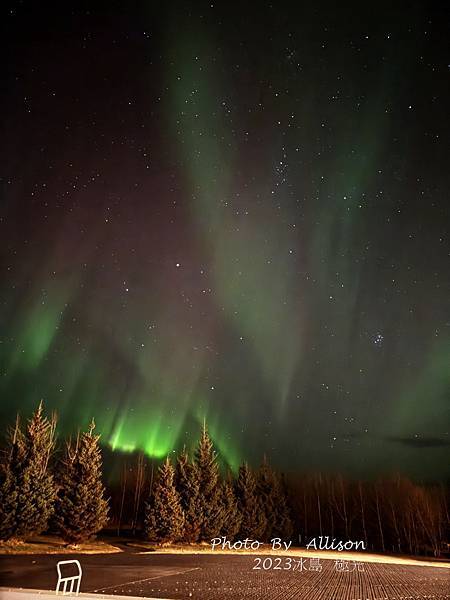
[0,551,449,599]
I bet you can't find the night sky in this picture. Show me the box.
[1,1,449,481]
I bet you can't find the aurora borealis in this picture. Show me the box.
[1,1,449,480]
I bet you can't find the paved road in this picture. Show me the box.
[0,552,449,599]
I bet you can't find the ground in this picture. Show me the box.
[0,547,449,599]
[0,535,121,555]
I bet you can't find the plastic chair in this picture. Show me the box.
[56,560,82,595]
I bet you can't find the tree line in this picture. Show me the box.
[0,404,448,556]
[0,404,292,546]
[0,403,108,544]
[143,424,293,544]
[112,444,449,557]
[288,472,449,557]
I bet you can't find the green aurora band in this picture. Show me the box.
[1,9,448,481]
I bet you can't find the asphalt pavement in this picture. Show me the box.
[0,551,449,599]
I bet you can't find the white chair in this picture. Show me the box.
[56,560,82,596]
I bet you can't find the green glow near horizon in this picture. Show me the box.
[1,12,448,483]
[107,415,172,459]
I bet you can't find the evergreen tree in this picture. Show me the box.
[144,457,184,543]
[272,472,294,539]
[235,462,267,539]
[174,448,201,542]
[54,420,109,544]
[0,403,57,541]
[220,477,242,540]
[256,458,293,541]
[255,459,277,541]
[0,418,26,540]
[194,422,224,540]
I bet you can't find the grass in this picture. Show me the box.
[0,534,121,555]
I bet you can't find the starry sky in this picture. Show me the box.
[1,1,449,481]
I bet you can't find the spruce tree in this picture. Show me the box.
[0,418,26,540]
[54,420,109,544]
[256,459,274,540]
[220,477,242,540]
[235,462,267,539]
[272,472,294,539]
[174,448,201,542]
[144,457,184,543]
[256,459,293,541]
[194,422,224,540]
[0,403,57,541]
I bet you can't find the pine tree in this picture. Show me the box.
[235,462,267,539]
[144,457,184,543]
[174,448,201,543]
[0,403,57,541]
[220,477,242,540]
[54,420,109,544]
[256,459,293,541]
[194,422,224,540]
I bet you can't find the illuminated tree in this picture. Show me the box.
[256,459,293,541]
[220,477,242,540]
[144,457,184,543]
[235,462,266,539]
[0,418,26,540]
[194,423,224,540]
[54,420,109,544]
[175,448,201,542]
[0,403,57,541]
[272,472,294,539]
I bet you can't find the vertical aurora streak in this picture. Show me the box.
[0,2,448,481]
